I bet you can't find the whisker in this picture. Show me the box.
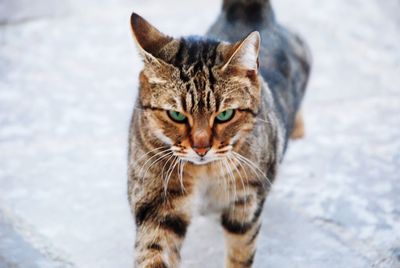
[163,156,179,197]
[228,154,249,217]
[141,152,173,183]
[132,146,167,168]
[218,160,229,202]
[233,156,267,193]
[159,154,176,196]
[231,154,250,189]
[223,158,237,207]
[222,159,235,213]
[178,160,187,193]
[232,151,273,189]
[161,154,176,180]
[137,148,172,177]
[255,117,272,126]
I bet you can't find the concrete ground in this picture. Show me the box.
[0,0,399,267]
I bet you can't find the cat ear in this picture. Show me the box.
[130,12,178,84]
[130,12,175,63]
[221,31,260,72]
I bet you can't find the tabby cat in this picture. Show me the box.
[127,0,311,267]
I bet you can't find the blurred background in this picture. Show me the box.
[0,0,399,267]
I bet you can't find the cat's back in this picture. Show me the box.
[207,0,311,142]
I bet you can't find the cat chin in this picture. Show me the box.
[183,157,219,165]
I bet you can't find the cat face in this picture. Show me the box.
[131,13,261,165]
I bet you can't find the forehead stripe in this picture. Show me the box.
[180,95,187,112]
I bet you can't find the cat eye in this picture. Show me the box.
[215,109,235,123]
[167,110,187,123]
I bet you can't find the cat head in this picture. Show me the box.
[131,13,261,165]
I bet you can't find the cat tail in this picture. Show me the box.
[223,0,270,8]
[222,0,273,24]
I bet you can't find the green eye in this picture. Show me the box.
[168,110,187,122]
[216,109,235,123]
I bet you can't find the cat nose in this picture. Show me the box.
[193,146,210,157]
[192,130,211,157]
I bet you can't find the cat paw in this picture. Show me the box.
[290,111,305,139]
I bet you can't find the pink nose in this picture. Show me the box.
[193,146,210,157]
[192,130,210,157]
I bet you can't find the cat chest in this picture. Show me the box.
[191,175,229,216]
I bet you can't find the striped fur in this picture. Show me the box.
[128,1,311,267]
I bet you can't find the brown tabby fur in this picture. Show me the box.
[127,1,311,267]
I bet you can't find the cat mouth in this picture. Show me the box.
[187,156,217,165]
[174,155,225,165]
[182,158,215,165]
[172,153,218,165]
[171,148,231,165]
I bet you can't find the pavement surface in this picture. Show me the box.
[0,0,399,267]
